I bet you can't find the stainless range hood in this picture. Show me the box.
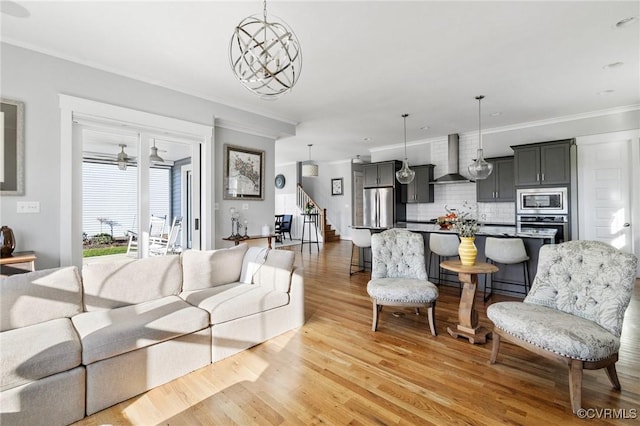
[434,134,473,184]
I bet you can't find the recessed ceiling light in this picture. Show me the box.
[362,137,372,142]
[616,16,637,28]
[420,125,430,131]
[603,61,624,70]
[490,112,502,117]
[597,89,616,95]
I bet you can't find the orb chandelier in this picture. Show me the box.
[395,113,415,184]
[468,95,493,180]
[302,144,318,177]
[229,0,302,99]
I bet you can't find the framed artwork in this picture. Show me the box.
[223,144,265,200]
[1,98,25,196]
[331,177,343,196]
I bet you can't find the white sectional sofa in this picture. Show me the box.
[0,244,304,425]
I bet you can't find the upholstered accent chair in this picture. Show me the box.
[366,229,439,336]
[487,240,638,414]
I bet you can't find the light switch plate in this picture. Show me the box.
[242,203,249,210]
[17,201,40,213]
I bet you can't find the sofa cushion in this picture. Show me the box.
[72,295,209,365]
[1,318,82,391]
[0,267,82,332]
[487,301,620,362]
[252,249,295,293]
[240,247,269,284]
[181,283,289,324]
[82,255,183,311]
[182,244,248,291]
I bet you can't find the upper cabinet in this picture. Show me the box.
[512,140,572,186]
[363,161,399,187]
[476,156,514,202]
[402,164,435,203]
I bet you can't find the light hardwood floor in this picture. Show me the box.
[75,241,640,425]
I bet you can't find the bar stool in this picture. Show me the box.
[350,228,372,275]
[483,237,530,301]
[300,213,320,253]
[428,233,461,294]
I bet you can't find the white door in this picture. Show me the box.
[577,138,633,253]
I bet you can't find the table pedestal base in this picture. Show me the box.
[447,325,491,345]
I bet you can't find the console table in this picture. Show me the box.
[222,234,277,249]
[440,260,498,344]
[1,251,37,277]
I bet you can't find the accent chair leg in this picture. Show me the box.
[489,331,500,364]
[372,302,379,332]
[427,303,437,336]
[605,363,621,390]
[568,359,584,414]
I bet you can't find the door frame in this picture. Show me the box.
[59,95,213,268]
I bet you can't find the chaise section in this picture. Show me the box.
[181,248,304,362]
[209,267,305,362]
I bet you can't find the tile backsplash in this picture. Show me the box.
[406,183,515,224]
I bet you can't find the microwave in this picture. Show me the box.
[517,187,568,215]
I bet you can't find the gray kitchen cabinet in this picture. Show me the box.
[402,164,435,203]
[363,161,399,187]
[512,140,572,186]
[476,156,514,202]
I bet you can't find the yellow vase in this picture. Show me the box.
[458,236,477,266]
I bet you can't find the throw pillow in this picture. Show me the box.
[240,247,270,284]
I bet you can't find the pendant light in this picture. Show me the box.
[117,144,128,171]
[468,95,493,180]
[149,139,164,163]
[395,113,415,184]
[302,144,319,177]
[229,0,302,99]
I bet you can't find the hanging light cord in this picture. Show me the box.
[403,113,409,158]
[476,95,484,150]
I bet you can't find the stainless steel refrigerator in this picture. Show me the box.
[363,187,395,228]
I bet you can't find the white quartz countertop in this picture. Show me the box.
[396,223,557,240]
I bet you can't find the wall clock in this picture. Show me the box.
[331,177,343,196]
[275,174,286,189]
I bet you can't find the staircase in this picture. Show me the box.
[296,184,341,242]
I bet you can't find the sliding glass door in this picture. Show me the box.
[78,122,201,261]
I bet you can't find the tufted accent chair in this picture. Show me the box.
[367,229,439,336]
[487,240,638,414]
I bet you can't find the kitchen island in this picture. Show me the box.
[357,222,556,299]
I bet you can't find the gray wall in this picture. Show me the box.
[215,127,275,247]
[0,43,292,268]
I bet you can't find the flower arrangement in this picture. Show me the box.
[450,201,479,238]
[436,211,457,230]
[305,201,315,214]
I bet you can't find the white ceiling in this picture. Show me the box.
[2,1,639,164]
